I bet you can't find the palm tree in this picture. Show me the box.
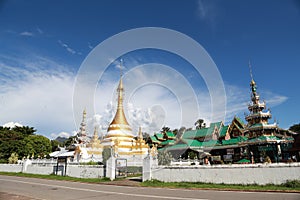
[161,126,170,133]
[195,119,206,130]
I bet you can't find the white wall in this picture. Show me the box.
[0,164,22,172]
[150,163,300,185]
[67,165,104,178]
[0,163,105,178]
[26,164,54,175]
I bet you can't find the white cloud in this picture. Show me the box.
[2,122,23,128]
[88,42,94,49]
[36,27,43,34]
[0,54,76,137]
[196,0,218,28]
[20,31,34,37]
[58,40,78,55]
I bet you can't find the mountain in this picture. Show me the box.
[54,136,68,144]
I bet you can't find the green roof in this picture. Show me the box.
[161,143,189,150]
[150,136,161,143]
[236,158,250,163]
[222,138,239,145]
[182,139,203,147]
[161,139,203,151]
[246,135,281,144]
[219,125,229,137]
[182,121,223,139]
[286,137,294,141]
[201,140,221,147]
[210,122,222,129]
[161,139,175,146]
[182,129,208,139]
[166,131,175,139]
[235,117,245,127]
[222,136,247,145]
[155,133,164,140]
[249,123,264,128]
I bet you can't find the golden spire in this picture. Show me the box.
[107,60,132,132]
[138,127,143,140]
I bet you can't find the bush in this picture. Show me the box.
[8,153,18,164]
[127,166,142,174]
[282,180,300,188]
[158,150,173,165]
[102,148,111,166]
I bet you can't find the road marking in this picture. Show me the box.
[0,178,208,200]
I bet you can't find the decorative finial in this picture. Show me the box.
[138,126,143,139]
[119,59,123,78]
[248,60,253,81]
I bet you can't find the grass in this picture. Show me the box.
[1,171,299,192]
[141,179,300,192]
[0,171,110,183]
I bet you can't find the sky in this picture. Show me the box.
[0,0,299,139]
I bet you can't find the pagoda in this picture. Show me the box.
[244,77,277,138]
[75,109,90,144]
[101,62,148,158]
[243,65,294,162]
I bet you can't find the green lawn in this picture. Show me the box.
[141,179,300,192]
[0,171,110,183]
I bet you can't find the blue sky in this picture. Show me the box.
[0,0,299,139]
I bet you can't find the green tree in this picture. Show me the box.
[289,123,300,134]
[64,136,76,147]
[23,135,51,158]
[161,126,170,133]
[51,140,62,152]
[188,151,197,159]
[11,126,36,136]
[0,128,25,162]
[195,119,206,130]
[158,150,173,165]
[102,147,112,166]
[0,126,47,162]
[172,129,178,136]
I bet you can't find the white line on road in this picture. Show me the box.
[0,178,208,200]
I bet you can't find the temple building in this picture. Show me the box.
[159,70,296,164]
[72,66,149,164]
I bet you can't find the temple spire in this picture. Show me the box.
[248,60,254,81]
[107,59,131,132]
[79,109,87,136]
[248,61,257,100]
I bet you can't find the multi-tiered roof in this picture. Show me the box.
[245,77,278,138]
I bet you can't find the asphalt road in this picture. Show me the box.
[0,175,299,200]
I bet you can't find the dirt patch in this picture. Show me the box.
[0,192,39,200]
[101,177,142,187]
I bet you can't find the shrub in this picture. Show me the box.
[158,150,173,165]
[282,180,300,188]
[8,153,18,164]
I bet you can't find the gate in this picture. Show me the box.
[115,158,127,178]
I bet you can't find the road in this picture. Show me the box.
[0,175,299,200]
